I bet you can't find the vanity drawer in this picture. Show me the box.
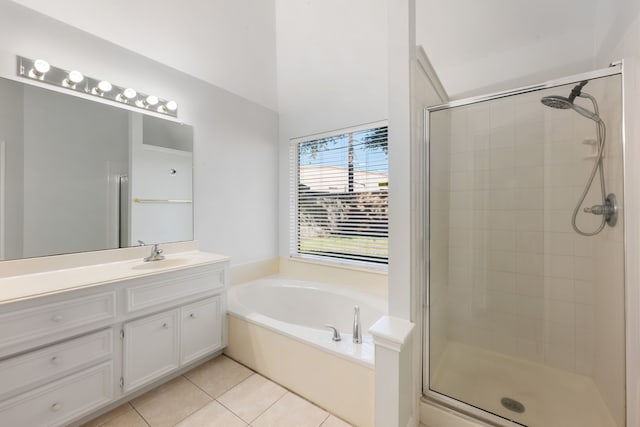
[0,329,113,399]
[0,361,113,427]
[0,292,116,349]
[126,265,225,312]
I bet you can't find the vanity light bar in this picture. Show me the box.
[17,56,178,118]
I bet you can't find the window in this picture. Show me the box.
[290,122,388,266]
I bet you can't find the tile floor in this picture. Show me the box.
[82,355,352,427]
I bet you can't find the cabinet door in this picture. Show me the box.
[123,310,179,392]
[180,296,222,365]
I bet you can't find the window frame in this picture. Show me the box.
[289,120,389,270]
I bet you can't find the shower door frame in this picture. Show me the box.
[422,63,625,427]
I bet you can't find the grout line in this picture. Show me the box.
[182,366,253,400]
[181,373,216,398]
[129,403,151,427]
[318,413,331,426]
[213,374,288,424]
[246,389,290,424]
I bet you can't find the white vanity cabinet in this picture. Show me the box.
[180,296,223,365]
[123,309,180,392]
[0,252,229,427]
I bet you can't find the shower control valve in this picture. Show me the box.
[583,193,618,227]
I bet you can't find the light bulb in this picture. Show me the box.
[165,100,178,111]
[145,95,159,106]
[63,70,84,87]
[30,59,50,78]
[92,80,112,95]
[68,70,84,84]
[123,88,136,99]
[117,88,137,103]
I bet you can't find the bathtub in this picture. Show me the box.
[225,275,387,427]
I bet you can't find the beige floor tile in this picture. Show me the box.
[174,400,247,427]
[99,410,149,427]
[131,376,212,427]
[217,374,287,423]
[184,355,253,398]
[321,415,353,427]
[81,403,136,427]
[252,392,329,427]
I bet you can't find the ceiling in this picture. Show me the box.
[10,0,640,107]
[416,0,640,98]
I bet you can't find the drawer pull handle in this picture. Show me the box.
[51,314,64,322]
[189,313,196,319]
[162,323,169,329]
[51,403,62,412]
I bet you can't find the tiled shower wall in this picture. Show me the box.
[442,76,624,384]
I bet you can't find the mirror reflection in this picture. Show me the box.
[0,77,193,261]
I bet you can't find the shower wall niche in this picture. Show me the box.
[426,73,625,427]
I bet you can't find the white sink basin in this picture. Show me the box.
[132,258,189,270]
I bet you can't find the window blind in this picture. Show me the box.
[289,124,388,266]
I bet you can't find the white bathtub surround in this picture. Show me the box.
[226,276,387,427]
[280,256,388,298]
[230,257,280,285]
[369,315,416,427]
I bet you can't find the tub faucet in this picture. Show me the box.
[325,324,341,342]
[353,305,362,344]
[138,240,165,262]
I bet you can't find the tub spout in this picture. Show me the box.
[325,324,341,342]
[353,305,362,344]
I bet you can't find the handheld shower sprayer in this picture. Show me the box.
[540,80,617,236]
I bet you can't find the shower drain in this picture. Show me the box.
[500,397,525,413]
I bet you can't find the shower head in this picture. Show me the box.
[541,95,573,110]
[541,84,601,122]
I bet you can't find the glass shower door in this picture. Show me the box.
[425,70,625,427]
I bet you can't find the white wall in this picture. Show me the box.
[0,1,280,265]
[10,0,279,111]
[275,0,388,258]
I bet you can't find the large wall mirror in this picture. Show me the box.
[0,77,193,261]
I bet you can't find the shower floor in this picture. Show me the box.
[430,342,617,427]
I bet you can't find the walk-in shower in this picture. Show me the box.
[424,66,625,427]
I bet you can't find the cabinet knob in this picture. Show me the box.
[51,314,64,322]
[50,356,58,364]
[51,403,62,412]
[162,323,169,329]
[189,313,196,319]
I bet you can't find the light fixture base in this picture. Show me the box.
[17,56,178,118]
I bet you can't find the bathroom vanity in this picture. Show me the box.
[0,246,229,427]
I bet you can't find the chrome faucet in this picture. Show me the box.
[325,324,341,342]
[353,305,362,344]
[138,240,165,262]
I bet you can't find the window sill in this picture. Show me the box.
[288,255,388,275]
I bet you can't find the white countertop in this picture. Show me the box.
[0,250,230,305]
